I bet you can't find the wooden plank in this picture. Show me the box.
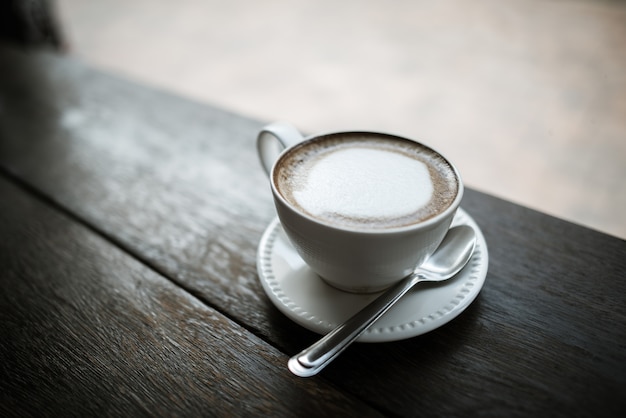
[1,44,625,415]
[0,177,382,416]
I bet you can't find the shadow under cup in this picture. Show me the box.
[270,131,463,293]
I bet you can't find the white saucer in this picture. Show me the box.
[256,208,488,342]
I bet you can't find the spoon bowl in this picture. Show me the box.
[419,225,476,280]
[288,225,477,377]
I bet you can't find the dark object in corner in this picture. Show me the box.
[0,0,64,50]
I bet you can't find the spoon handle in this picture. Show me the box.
[288,272,422,377]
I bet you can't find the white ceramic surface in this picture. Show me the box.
[258,123,464,293]
[257,208,488,342]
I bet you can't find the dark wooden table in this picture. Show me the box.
[1,43,624,417]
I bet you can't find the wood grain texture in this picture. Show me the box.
[1,44,625,416]
[0,177,382,416]
[0,179,376,416]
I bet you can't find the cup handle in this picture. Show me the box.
[257,122,305,177]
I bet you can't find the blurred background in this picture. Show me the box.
[6,0,626,238]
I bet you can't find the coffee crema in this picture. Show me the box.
[274,133,459,230]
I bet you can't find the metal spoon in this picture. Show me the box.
[288,225,476,377]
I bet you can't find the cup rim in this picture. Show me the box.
[269,130,464,235]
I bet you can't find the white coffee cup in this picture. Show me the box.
[257,122,463,293]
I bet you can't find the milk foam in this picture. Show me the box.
[275,134,459,229]
[293,148,433,221]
